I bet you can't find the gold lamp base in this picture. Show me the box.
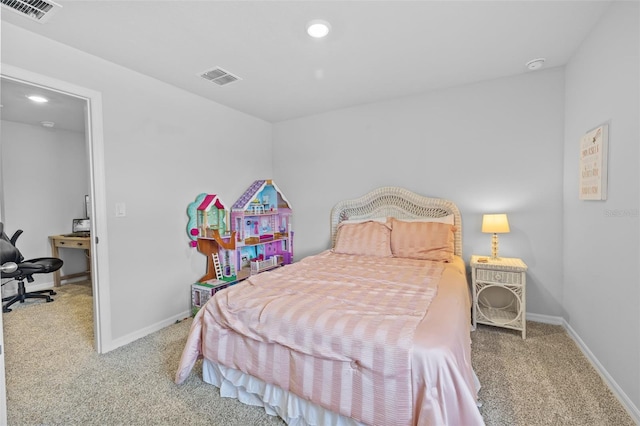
[490,233,500,259]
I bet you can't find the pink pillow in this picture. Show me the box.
[333,221,393,257]
[390,218,455,262]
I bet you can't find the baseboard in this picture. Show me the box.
[0,279,88,298]
[526,312,640,423]
[103,310,192,353]
[561,320,640,424]
[526,312,563,325]
[0,280,55,298]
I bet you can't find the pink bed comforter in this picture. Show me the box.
[176,251,483,426]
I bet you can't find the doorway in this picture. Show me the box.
[0,65,111,353]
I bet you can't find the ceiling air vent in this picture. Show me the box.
[1,0,62,22]
[198,67,241,86]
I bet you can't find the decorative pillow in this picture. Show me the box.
[396,214,455,225]
[333,221,393,257]
[340,217,387,224]
[390,218,455,262]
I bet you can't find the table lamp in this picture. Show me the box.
[482,214,510,259]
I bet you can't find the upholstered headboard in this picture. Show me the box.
[330,187,462,257]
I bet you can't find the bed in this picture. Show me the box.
[175,186,484,426]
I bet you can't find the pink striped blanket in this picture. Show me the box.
[176,252,483,425]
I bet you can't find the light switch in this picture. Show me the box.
[115,202,126,217]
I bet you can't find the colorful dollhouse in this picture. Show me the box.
[231,179,293,272]
[191,180,293,285]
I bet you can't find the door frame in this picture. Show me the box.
[0,64,112,354]
[0,297,5,425]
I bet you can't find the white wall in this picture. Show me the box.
[1,121,88,293]
[274,68,566,317]
[1,23,273,342]
[564,0,639,416]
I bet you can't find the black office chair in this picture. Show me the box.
[0,223,63,313]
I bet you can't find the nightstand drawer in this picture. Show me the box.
[476,269,522,285]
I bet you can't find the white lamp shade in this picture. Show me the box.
[482,214,510,234]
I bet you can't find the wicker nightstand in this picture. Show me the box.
[471,255,528,339]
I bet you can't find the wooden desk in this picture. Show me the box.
[49,234,91,287]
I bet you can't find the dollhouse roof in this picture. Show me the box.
[198,194,226,212]
[232,179,292,211]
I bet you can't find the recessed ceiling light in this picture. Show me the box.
[307,20,331,38]
[526,58,546,71]
[27,95,49,103]
[41,121,55,128]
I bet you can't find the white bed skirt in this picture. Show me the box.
[202,359,364,426]
[203,359,482,425]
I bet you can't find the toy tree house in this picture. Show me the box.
[187,194,238,282]
[196,194,229,238]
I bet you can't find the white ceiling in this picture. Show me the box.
[1,1,612,127]
[1,77,86,133]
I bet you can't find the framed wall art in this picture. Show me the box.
[579,123,608,200]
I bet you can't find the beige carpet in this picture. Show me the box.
[473,323,635,426]
[2,282,635,425]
